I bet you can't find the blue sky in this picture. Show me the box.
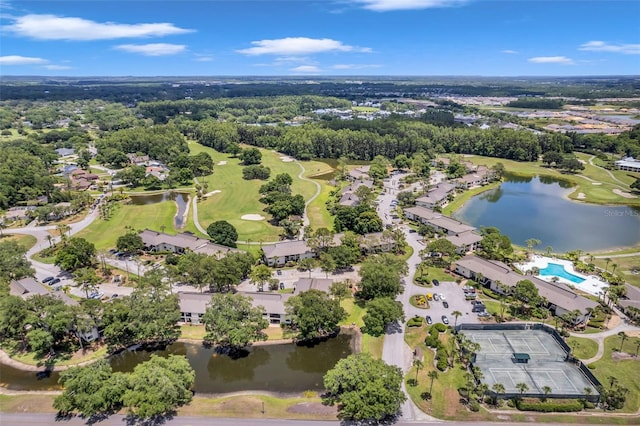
[1,0,638,76]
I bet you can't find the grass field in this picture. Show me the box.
[591,334,640,413]
[591,256,640,287]
[189,142,330,242]
[464,154,640,207]
[1,234,37,250]
[566,336,599,360]
[75,199,180,250]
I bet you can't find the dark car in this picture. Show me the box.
[279,282,285,290]
[441,315,449,325]
[50,278,61,285]
[432,279,440,286]
[442,301,449,309]
[42,276,55,284]
[425,315,433,325]
[276,270,282,276]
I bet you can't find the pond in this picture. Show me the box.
[0,333,354,394]
[453,173,640,253]
[128,191,189,228]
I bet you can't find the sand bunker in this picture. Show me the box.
[217,161,227,165]
[591,182,602,185]
[280,156,294,162]
[577,192,586,199]
[241,214,265,221]
[204,190,221,197]
[613,189,638,199]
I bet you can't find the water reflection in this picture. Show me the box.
[128,191,189,228]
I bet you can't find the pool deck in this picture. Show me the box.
[516,255,609,297]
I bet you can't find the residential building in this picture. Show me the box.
[454,166,494,189]
[262,240,315,267]
[445,231,483,254]
[347,166,370,181]
[453,255,598,323]
[415,182,456,209]
[293,278,334,295]
[178,291,292,325]
[404,206,481,254]
[139,229,241,258]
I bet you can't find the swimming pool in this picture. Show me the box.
[538,263,586,284]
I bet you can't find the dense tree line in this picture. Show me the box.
[507,98,564,109]
[0,144,56,209]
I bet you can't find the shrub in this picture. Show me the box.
[468,400,480,412]
[434,323,447,333]
[516,398,584,412]
[587,364,596,370]
[407,316,424,327]
[436,358,448,371]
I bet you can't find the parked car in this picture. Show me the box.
[433,293,439,301]
[442,301,449,308]
[425,315,433,325]
[432,279,439,286]
[441,315,449,325]
[439,293,446,301]
[42,276,55,284]
[50,278,61,285]
[276,269,282,276]
[478,312,491,318]
[279,282,285,290]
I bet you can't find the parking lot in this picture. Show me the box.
[405,279,482,326]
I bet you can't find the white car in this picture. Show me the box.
[439,293,446,301]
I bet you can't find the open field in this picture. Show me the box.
[591,334,640,413]
[464,155,640,207]
[0,234,37,250]
[75,199,180,250]
[566,336,599,360]
[592,256,640,287]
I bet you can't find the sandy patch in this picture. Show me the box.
[613,189,638,199]
[280,156,294,162]
[577,192,586,199]
[241,214,265,221]
[591,182,602,185]
[204,190,221,197]
[217,161,227,165]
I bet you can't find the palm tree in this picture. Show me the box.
[428,370,439,395]
[634,340,640,357]
[413,359,424,384]
[542,385,552,401]
[452,310,462,329]
[46,234,53,247]
[545,246,553,257]
[584,387,593,400]
[525,238,541,257]
[618,332,627,352]
[516,382,529,397]
[492,383,505,406]
[611,263,618,274]
[604,257,611,272]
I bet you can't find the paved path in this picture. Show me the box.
[294,158,321,240]
[569,314,640,364]
[588,154,628,187]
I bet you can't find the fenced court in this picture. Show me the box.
[461,325,599,400]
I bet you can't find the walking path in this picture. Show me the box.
[569,313,640,364]
[588,155,628,187]
[294,158,321,240]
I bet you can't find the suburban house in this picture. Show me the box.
[454,166,494,189]
[293,277,334,295]
[347,166,370,181]
[339,179,374,207]
[127,153,150,165]
[9,277,100,342]
[415,182,456,209]
[614,157,640,173]
[404,206,481,254]
[178,291,292,325]
[2,206,36,222]
[139,229,242,258]
[262,232,398,267]
[453,255,598,323]
[262,240,316,267]
[55,148,75,157]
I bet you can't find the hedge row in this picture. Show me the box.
[516,399,584,412]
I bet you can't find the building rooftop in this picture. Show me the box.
[262,240,312,259]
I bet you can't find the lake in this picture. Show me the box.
[0,334,354,394]
[128,191,190,228]
[453,173,640,252]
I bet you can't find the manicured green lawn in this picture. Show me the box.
[591,334,640,413]
[592,256,640,287]
[190,142,324,242]
[75,199,179,250]
[442,181,500,215]
[566,336,599,360]
[340,298,366,328]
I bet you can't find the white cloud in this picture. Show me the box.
[0,55,47,65]
[579,41,640,55]
[43,64,72,70]
[115,43,186,56]
[501,50,518,54]
[194,54,213,62]
[7,14,193,40]
[528,56,574,65]
[237,37,371,55]
[351,0,468,11]
[290,65,322,73]
[331,63,382,69]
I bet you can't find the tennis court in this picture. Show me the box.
[463,328,597,397]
